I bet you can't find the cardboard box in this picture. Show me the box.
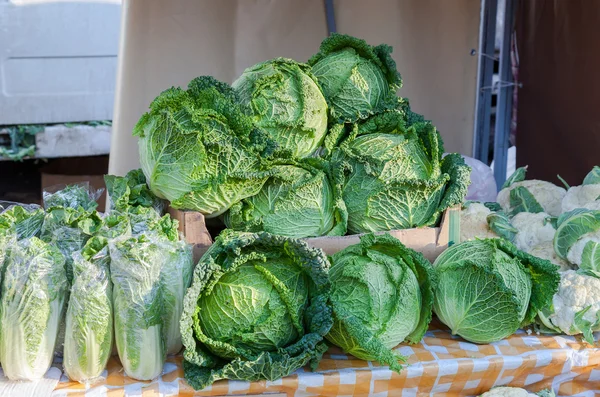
[40,156,109,209]
[168,206,459,264]
[167,207,213,263]
[304,206,460,263]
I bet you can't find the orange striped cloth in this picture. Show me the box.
[52,322,600,397]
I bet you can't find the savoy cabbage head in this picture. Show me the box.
[326,233,434,373]
[309,33,402,123]
[432,239,559,344]
[181,230,332,390]
[330,110,471,233]
[134,76,276,218]
[233,58,328,158]
[225,158,347,238]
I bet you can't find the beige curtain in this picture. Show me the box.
[109,0,481,175]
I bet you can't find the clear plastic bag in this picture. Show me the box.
[109,233,193,380]
[461,155,498,202]
[0,202,45,239]
[43,182,104,211]
[0,237,68,380]
[63,238,113,383]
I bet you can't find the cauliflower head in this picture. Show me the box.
[528,242,573,272]
[497,180,566,217]
[480,387,554,397]
[460,202,498,242]
[537,270,600,344]
[562,184,600,213]
[511,212,556,252]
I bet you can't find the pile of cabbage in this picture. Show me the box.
[458,165,600,344]
[0,174,194,384]
[134,33,471,238]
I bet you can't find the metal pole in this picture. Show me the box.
[472,0,498,164]
[325,0,337,34]
[493,0,517,187]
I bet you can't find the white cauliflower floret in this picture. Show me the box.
[460,203,497,242]
[566,229,600,266]
[479,387,540,397]
[511,212,555,252]
[544,270,600,336]
[497,180,566,217]
[529,242,573,271]
[562,184,600,213]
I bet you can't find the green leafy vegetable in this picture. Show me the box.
[502,166,527,189]
[0,204,44,239]
[330,111,470,232]
[308,33,402,123]
[432,239,559,344]
[181,230,332,390]
[553,209,600,268]
[487,211,518,242]
[0,237,68,380]
[508,186,545,216]
[134,76,276,217]
[63,237,113,382]
[104,169,165,214]
[225,158,347,238]
[326,233,434,373]
[583,165,600,185]
[43,183,102,211]
[233,58,328,158]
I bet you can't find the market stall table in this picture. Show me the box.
[51,321,600,397]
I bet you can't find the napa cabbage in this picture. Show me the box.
[134,76,276,217]
[432,239,559,344]
[233,58,328,158]
[326,233,434,373]
[225,158,347,238]
[0,237,67,380]
[180,230,332,390]
[308,33,401,123]
[63,237,113,383]
[330,110,470,233]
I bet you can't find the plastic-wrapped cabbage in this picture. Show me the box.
[110,233,192,379]
[97,213,132,240]
[330,111,470,233]
[134,76,276,217]
[162,241,194,355]
[225,158,347,238]
[233,58,328,158]
[0,204,45,239]
[0,237,68,380]
[432,239,559,344]
[308,33,401,123]
[104,169,165,214]
[553,209,600,275]
[497,166,566,217]
[43,182,103,211]
[110,235,166,380]
[41,207,102,283]
[326,234,434,373]
[181,230,332,390]
[64,237,113,383]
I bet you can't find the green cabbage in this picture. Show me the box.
[326,233,434,373]
[134,76,276,217]
[330,111,470,233]
[309,33,401,123]
[225,158,347,238]
[432,239,559,344]
[63,237,113,382]
[0,237,67,380]
[104,169,165,214]
[181,230,332,390]
[233,58,328,158]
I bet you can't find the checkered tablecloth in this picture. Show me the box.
[51,322,600,397]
